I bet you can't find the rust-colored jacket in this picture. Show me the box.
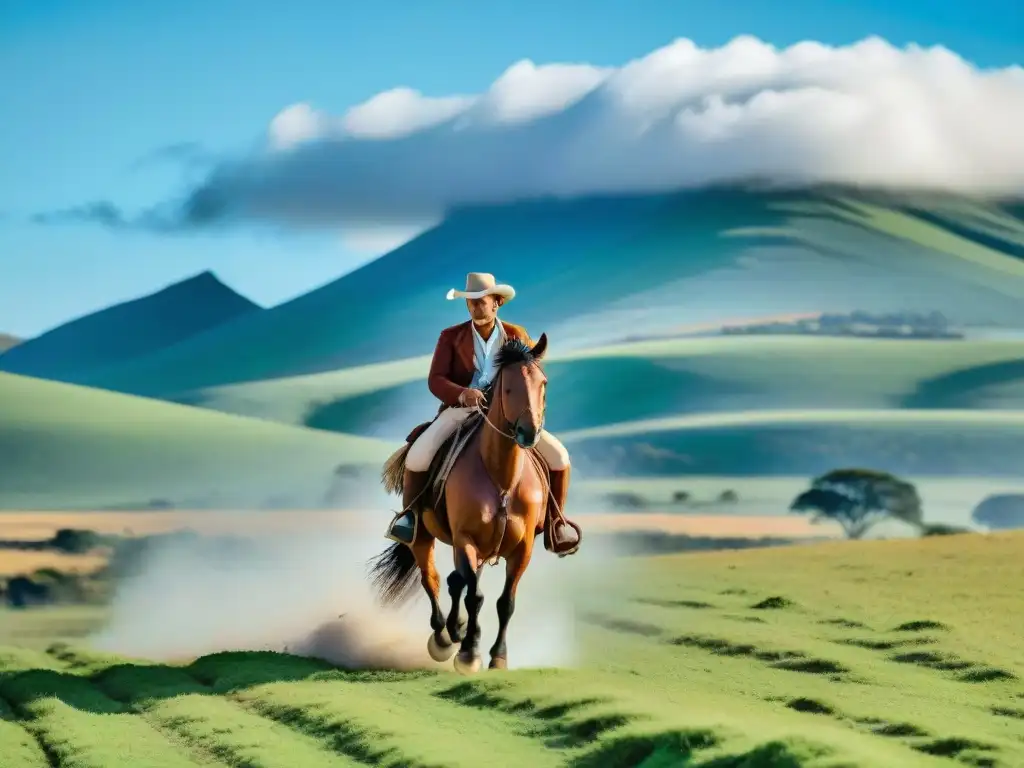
[428,320,531,412]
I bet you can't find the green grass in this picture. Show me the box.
[1,532,1021,766]
[0,372,395,510]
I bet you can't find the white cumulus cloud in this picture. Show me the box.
[156,36,1024,231]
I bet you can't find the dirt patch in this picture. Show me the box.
[0,510,833,541]
[580,514,833,538]
[0,550,108,577]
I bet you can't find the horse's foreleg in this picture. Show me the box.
[444,569,466,644]
[412,538,456,662]
[453,542,483,675]
[489,540,532,670]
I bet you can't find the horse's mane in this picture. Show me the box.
[494,338,537,370]
[476,338,539,410]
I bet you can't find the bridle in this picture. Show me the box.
[473,366,546,442]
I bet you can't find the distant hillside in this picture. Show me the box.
[0,372,393,510]
[175,335,1024,444]
[0,333,19,353]
[76,186,1024,399]
[560,409,1024,479]
[719,309,963,340]
[0,271,261,382]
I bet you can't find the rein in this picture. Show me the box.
[472,365,550,567]
[475,370,513,565]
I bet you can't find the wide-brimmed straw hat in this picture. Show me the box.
[445,272,516,302]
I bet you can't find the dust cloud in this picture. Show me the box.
[87,510,629,672]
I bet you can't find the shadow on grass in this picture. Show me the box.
[0,645,435,717]
[567,729,813,767]
[433,679,826,765]
[434,679,629,749]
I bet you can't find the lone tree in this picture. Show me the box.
[971,494,1024,531]
[50,528,102,554]
[790,468,923,539]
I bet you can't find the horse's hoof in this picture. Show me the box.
[453,651,481,675]
[488,656,508,671]
[427,630,456,662]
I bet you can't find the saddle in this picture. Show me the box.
[381,412,486,528]
[382,383,499,502]
[380,395,551,527]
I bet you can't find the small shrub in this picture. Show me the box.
[51,528,103,554]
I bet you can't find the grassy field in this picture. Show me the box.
[0,531,1021,766]
[0,372,395,510]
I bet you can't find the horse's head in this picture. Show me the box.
[492,333,548,449]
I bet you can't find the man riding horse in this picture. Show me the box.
[386,272,581,557]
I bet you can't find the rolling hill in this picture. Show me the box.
[0,372,394,511]
[165,335,1024,483]
[0,271,261,383]
[6,186,1024,504]
[174,335,1024,439]
[559,408,1024,479]
[71,187,1024,401]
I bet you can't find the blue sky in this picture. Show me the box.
[1,0,1021,338]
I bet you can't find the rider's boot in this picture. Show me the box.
[387,469,430,545]
[543,466,581,557]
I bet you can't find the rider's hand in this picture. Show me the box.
[459,388,486,408]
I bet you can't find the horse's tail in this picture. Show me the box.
[381,444,409,496]
[367,542,420,607]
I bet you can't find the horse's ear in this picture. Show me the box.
[531,333,548,361]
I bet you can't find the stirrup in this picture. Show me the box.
[549,517,582,558]
[557,543,580,559]
[386,509,419,546]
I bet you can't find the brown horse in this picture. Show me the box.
[368,334,551,673]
